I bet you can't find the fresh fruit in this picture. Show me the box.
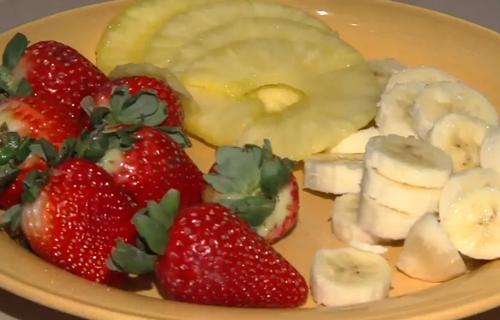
[179,37,380,159]
[110,193,308,307]
[358,194,418,240]
[0,33,108,122]
[96,0,222,74]
[361,166,441,216]
[97,126,204,208]
[411,81,498,138]
[310,248,391,307]
[480,127,500,172]
[365,135,453,188]
[1,158,138,284]
[327,127,380,154]
[203,141,298,243]
[0,97,82,148]
[0,154,46,209]
[441,187,500,260]
[331,194,386,253]
[427,113,489,171]
[438,168,500,221]
[94,75,184,127]
[367,58,405,88]
[385,66,457,91]
[146,0,332,67]
[375,82,424,137]
[396,213,466,282]
[303,153,364,195]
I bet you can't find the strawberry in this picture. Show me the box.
[0,33,109,123]
[203,140,299,243]
[93,75,183,127]
[110,191,308,307]
[1,158,138,284]
[0,97,82,148]
[79,88,204,208]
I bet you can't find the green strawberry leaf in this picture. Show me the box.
[0,204,23,236]
[2,33,28,71]
[0,164,19,190]
[0,132,20,165]
[89,106,110,127]
[56,138,77,164]
[133,211,168,256]
[108,238,156,274]
[156,127,191,148]
[14,78,32,97]
[30,139,58,165]
[219,196,275,227]
[22,170,48,203]
[14,136,35,163]
[148,189,180,229]
[109,88,168,127]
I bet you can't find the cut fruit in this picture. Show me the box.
[180,38,379,159]
[146,0,332,67]
[96,0,222,74]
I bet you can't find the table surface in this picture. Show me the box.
[0,0,499,319]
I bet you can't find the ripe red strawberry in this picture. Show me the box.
[0,97,82,148]
[203,140,299,243]
[0,33,109,123]
[110,192,308,307]
[4,159,138,284]
[94,75,183,127]
[97,126,204,208]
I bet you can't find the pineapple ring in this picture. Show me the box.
[144,0,331,67]
[96,0,223,74]
[179,38,380,160]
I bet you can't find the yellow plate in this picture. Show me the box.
[1,1,500,319]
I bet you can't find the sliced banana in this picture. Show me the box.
[331,194,378,245]
[328,127,380,154]
[375,83,424,137]
[443,187,500,260]
[396,213,467,282]
[411,81,498,139]
[385,66,457,91]
[365,135,453,188]
[358,194,419,240]
[480,127,500,173]
[310,248,392,307]
[368,58,405,89]
[361,167,441,216]
[428,113,489,172]
[439,168,500,221]
[304,153,364,195]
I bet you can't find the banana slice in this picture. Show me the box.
[480,127,500,173]
[397,213,467,282]
[310,248,392,307]
[328,127,380,154]
[361,167,441,216]
[411,81,498,139]
[428,113,489,172]
[304,153,364,195]
[368,58,405,89]
[442,187,500,260]
[375,83,424,137]
[365,135,453,188]
[439,168,500,221]
[359,195,419,240]
[385,66,457,91]
[331,194,378,245]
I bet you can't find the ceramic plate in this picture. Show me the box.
[0,0,500,319]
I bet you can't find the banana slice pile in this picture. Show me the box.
[308,64,500,307]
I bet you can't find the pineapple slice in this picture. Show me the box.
[179,39,380,160]
[169,18,338,73]
[144,0,331,67]
[96,0,222,74]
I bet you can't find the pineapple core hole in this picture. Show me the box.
[255,84,303,113]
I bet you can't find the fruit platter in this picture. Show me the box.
[0,0,499,319]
